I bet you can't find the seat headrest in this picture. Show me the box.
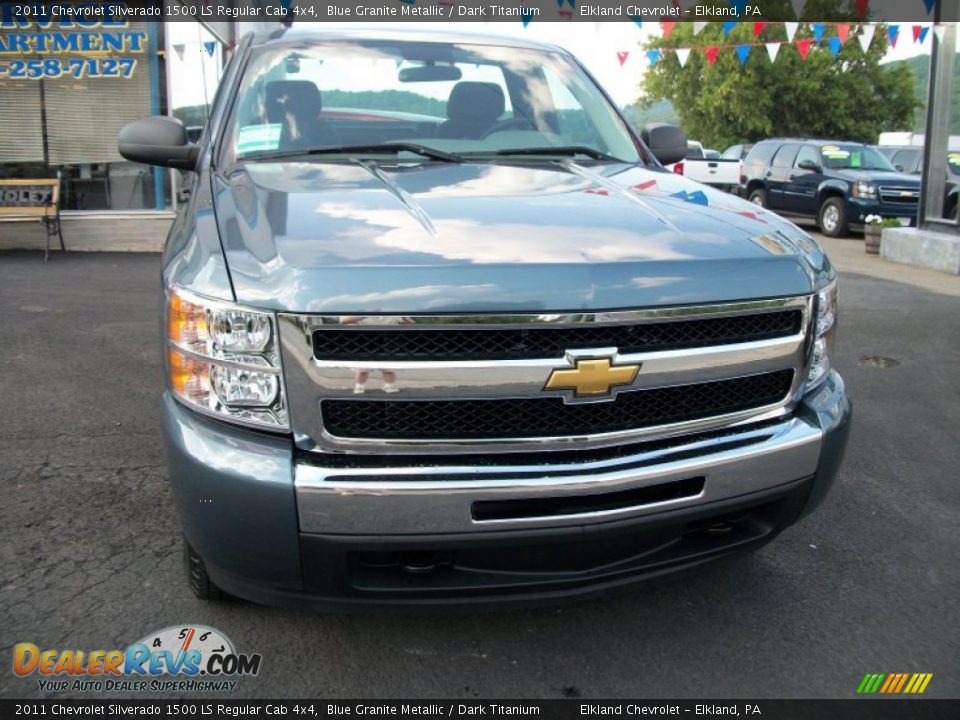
[266,80,322,123]
[446,82,505,124]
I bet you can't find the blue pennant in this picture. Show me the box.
[203,41,216,56]
[736,45,751,64]
[647,49,662,66]
[888,25,900,46]
[729,0,749,15]
[671,190,710,206]
[919,26,930,44]
[813,23,825,43]
[722,21,738,36]
[629,15,643,29]
[827,37,841,56]
[923,0,936,13]
[521,7,535,27]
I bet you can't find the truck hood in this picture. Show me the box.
[834,168,921,186]
[213,160,829,313]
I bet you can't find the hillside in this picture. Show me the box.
[885,55,960,133]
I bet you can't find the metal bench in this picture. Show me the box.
[0,173,66,261]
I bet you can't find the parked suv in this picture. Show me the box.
[876,145,959,220]
[741,139,921,237]
[118,29,850,608]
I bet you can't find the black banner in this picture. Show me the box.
[1,700,958,720]
[0,0,952,24]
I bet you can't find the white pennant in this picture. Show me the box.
[594,22,603,33]
[676,48,691,67]
[858,24,876,52]
[784,22,799,42]
[934,25,946,42]
[766,42,782,62]
[789,0,806,19]
[693,21,708,35]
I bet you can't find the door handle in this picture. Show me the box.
[765,171,773,177]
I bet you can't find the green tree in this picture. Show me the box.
[639,0,918,149]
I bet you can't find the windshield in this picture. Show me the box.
[222,39,641,166]
[819,144,897,171]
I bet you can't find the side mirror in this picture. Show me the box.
[118,116,199,170]
[797,159,822,173]
[894,164,904,172]
[641,123,688,166]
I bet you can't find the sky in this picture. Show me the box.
[166,21,933,110]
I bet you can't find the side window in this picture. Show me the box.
[772,144,800,168]
[745,143,776,166]
[795,145,820,168]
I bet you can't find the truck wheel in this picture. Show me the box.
[184,538,227,601]
[748,188,767,207]
[818,197,849,237]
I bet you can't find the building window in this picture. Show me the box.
[922,22,959,228]
[0,19,169,211]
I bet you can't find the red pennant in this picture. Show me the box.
[661,21,676,40]
[836,24,850,44]
[753,22,768,38]
[855,0,869,17]
[705,46,720,65]
[558,10,572,19]
[796,38,813,59]
[617,51,629,66]
[632,180,658,192]
[913,25,923,42]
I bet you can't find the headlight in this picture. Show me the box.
[166,288,288,431]
[807,279,838,390]
[852,181,877,199]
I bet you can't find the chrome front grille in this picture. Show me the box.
[278,297,813,455]
[878,186,920,204]
[310,311,803,361]
[322,370,794,440]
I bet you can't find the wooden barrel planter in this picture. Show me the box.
[864,225,882,255]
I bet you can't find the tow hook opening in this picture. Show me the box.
[399,552,452,575]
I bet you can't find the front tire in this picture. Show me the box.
[818,197,849,237]
[748,188,767,207]
[184,538,227,601]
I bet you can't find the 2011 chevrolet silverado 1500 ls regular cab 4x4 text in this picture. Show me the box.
[118,28,851,609]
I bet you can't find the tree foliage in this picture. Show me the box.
[639,0,918,149]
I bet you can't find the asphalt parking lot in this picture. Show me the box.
[1,247,958,699]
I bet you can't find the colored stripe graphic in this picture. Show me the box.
[858,673,932,694]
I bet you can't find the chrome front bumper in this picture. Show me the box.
[294,372,848,536]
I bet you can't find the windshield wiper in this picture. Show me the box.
[465,146,624,162]
[242,142,463,163]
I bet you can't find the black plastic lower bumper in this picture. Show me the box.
[209,476,814,611]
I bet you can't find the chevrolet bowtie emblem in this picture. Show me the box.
[544,358,640,398]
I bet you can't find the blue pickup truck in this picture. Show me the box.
[741,139,921,237]
[117,28,850,609]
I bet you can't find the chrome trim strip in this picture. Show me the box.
[279,296,814,454]
[294,416,823,534]
[290,296,809,329]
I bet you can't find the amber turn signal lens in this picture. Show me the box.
[168,348,210,407]
[167,292,208,349]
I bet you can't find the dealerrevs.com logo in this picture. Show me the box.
[13,625,261,693]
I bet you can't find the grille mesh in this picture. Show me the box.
[312,311,802,361]
[322,370,794,440]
